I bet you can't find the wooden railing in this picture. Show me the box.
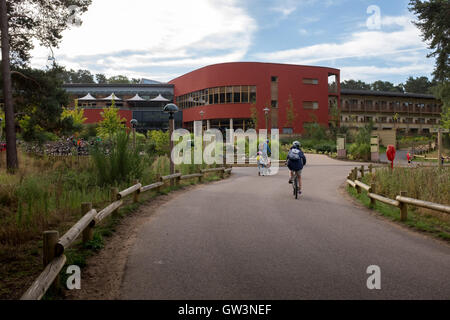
[346,165,450,221]
[20,166,232,300]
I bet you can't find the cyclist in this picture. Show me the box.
[286,141,306,194]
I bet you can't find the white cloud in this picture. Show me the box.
[252,14,433,81]
[30,0,257,81]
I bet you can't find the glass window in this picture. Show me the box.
[219,87,225,104]
[250,86,257,103]
[241,86,249,103]
[213,87,219,105]
[303,78,319,85]
[303,101,319,110]
[271,100,278,108]
[283,128,293,134]
[233,86,241,103]
[226,86,232,103]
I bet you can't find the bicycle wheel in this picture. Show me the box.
[293,176,298,199]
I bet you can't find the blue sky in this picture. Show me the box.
[31,0,435,84]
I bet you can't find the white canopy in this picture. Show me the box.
[127,94,146,101]
[150,94,170,102]
[78,93,96,101]
[102,93,122,101]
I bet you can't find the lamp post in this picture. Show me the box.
[263,107,270,132]
[130,119,138,150]
[163,103,179,185]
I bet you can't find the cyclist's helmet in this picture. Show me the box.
[293,141,301,148]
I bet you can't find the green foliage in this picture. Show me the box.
[7,0,92,66]
[80,123,99,140]
[403,76,434,93]
[432,82,450,129]
[341,79,371,90]
[61,100,87,129]
[371,80,404,92]
[409,0,450,81]
[146,130,170,156]
[91,131,144,186]
[13,66,70,134]
[348,122,373,160]
[303,122,327,141]
[96,100,126,139]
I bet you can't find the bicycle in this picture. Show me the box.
[291,170,301,199]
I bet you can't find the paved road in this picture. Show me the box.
[120,155,450,299]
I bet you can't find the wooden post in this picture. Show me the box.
[133,179,140,203]
[369,164,373,174]
[220,168,224,179]
[111,187,119,218]
[43,230,60,292]
[370,184,376,208]
[437,128,442,169]
[81,202,94,243]
[175,170,181,186]
[399,191,408,221]
[156,174,162,193]
[360,165,365,178]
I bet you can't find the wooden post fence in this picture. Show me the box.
[43,230,60,292]
[81,202,94,243]
[399,191,408,221]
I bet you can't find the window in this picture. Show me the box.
[219,87,225,104]
[250,86,257,103]
[271,100,278,108]
[213,88,219,105]
[303,101,319,110]
[283,128,293,134]
[241,86,249,103]
[303,78,318,85]
[271,76,278,82]
[233,86,241,103]
[226,87,232,103]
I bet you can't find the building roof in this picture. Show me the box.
[78,93,96,101]
[341,89,436,100]
[102,93,122,101]
[127,94,146,101]
[150,94,170,102]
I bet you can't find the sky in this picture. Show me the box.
[30,0,436,85]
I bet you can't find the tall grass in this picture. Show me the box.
[362,167,450,206]
[91,131,144,186]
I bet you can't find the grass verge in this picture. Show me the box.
[347,186,450,242]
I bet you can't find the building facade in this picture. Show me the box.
[169,62,340,134]
[340,89,442,134]
[61,63,442,135]
[63,83,181,132]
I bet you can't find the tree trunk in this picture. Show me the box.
[0,0,18,172]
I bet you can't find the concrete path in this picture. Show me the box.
[120,154,450,300]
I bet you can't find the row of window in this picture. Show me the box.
[342,116,440,125]
[177,86,257,109]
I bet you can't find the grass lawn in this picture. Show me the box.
[347,186,450,242]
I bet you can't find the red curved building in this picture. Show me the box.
[169,62,340,134]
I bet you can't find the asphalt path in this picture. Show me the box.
[120,154,450,299]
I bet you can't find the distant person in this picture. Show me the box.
[407,152,411,164]
[286,141,306,194]
[256,151,265,176]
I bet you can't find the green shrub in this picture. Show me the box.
[91,131,144,185]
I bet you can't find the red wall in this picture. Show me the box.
[83,109,133,127]
[169,62,340,134]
